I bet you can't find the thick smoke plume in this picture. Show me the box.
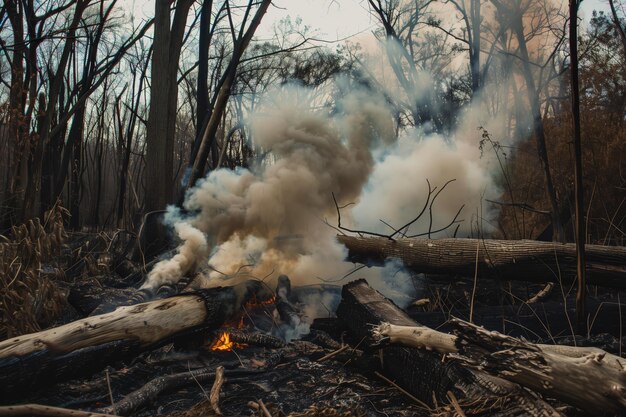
[142,87,395,290]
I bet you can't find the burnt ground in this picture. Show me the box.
[2,230,625,416]
[18,339,427,417]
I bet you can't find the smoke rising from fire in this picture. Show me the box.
[142,56,504,316]
[142,87,396,290]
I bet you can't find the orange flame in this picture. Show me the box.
[211,332,235,351]
[210,331,247,351]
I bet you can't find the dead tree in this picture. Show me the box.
[337,235,626,289]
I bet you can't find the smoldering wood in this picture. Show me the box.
[336,279,561,416]
[338,236,626,289]
[0,281,273,399]
[214,329,286,349]
[373,320,626,414]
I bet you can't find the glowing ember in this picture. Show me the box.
[210,331,247,351]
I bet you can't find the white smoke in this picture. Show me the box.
[143,220,208,289]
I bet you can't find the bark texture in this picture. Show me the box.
[338,236,626,289]
[336,279,560,416]
[374,321,626,414]
[0,281,272,398]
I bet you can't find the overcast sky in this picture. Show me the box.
[121,0,611,42]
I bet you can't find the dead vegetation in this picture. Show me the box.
[0,203,69,338]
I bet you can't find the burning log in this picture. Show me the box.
[0,280,273,399]
[209,329,286,350]
[336,279,561,415]
[338,236,626,289]
[373,320,626,414]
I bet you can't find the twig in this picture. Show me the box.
[257,399,272,417]
[332,193,394,240]
[210,366,225,415]
[428,179,456,238]
[389,179,433,239]
[374,371,431,410]
[526,282,555,304]
[105,369,115,414]
[446,391,467,417]
[316,345,349,362]
[469,239,480,323]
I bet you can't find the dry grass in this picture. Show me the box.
[0,203,69,339]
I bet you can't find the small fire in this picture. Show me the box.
[210,331,247,351]
[211,332,235,351]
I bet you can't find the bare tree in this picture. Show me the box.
[144,0,195,214]
[185,0,272,193]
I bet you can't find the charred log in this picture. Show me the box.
[0,281,273,399]
[336,279,560,416]
[338,236,626,289]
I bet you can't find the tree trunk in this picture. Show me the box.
[145,0,193,213]
[0,281,273,399]
[336,279,559,415]
[337,235,626,289]
[186,0,272,191]
[511,12,564,243]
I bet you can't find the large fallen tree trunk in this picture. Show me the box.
[373,320,626,414]
[336,279,561,416]
[338,236,626,289]
[0,280,272,400]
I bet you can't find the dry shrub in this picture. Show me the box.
[0,203,70,339]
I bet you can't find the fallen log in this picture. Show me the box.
[0,280,273,400]
[373,321,626,414]
[336,279,561,416]
[337,235,626,289]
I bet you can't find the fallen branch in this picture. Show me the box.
[373,321,626,414]
[336,279,560,415]
[0,404,118,417]
[210,366,225,415]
